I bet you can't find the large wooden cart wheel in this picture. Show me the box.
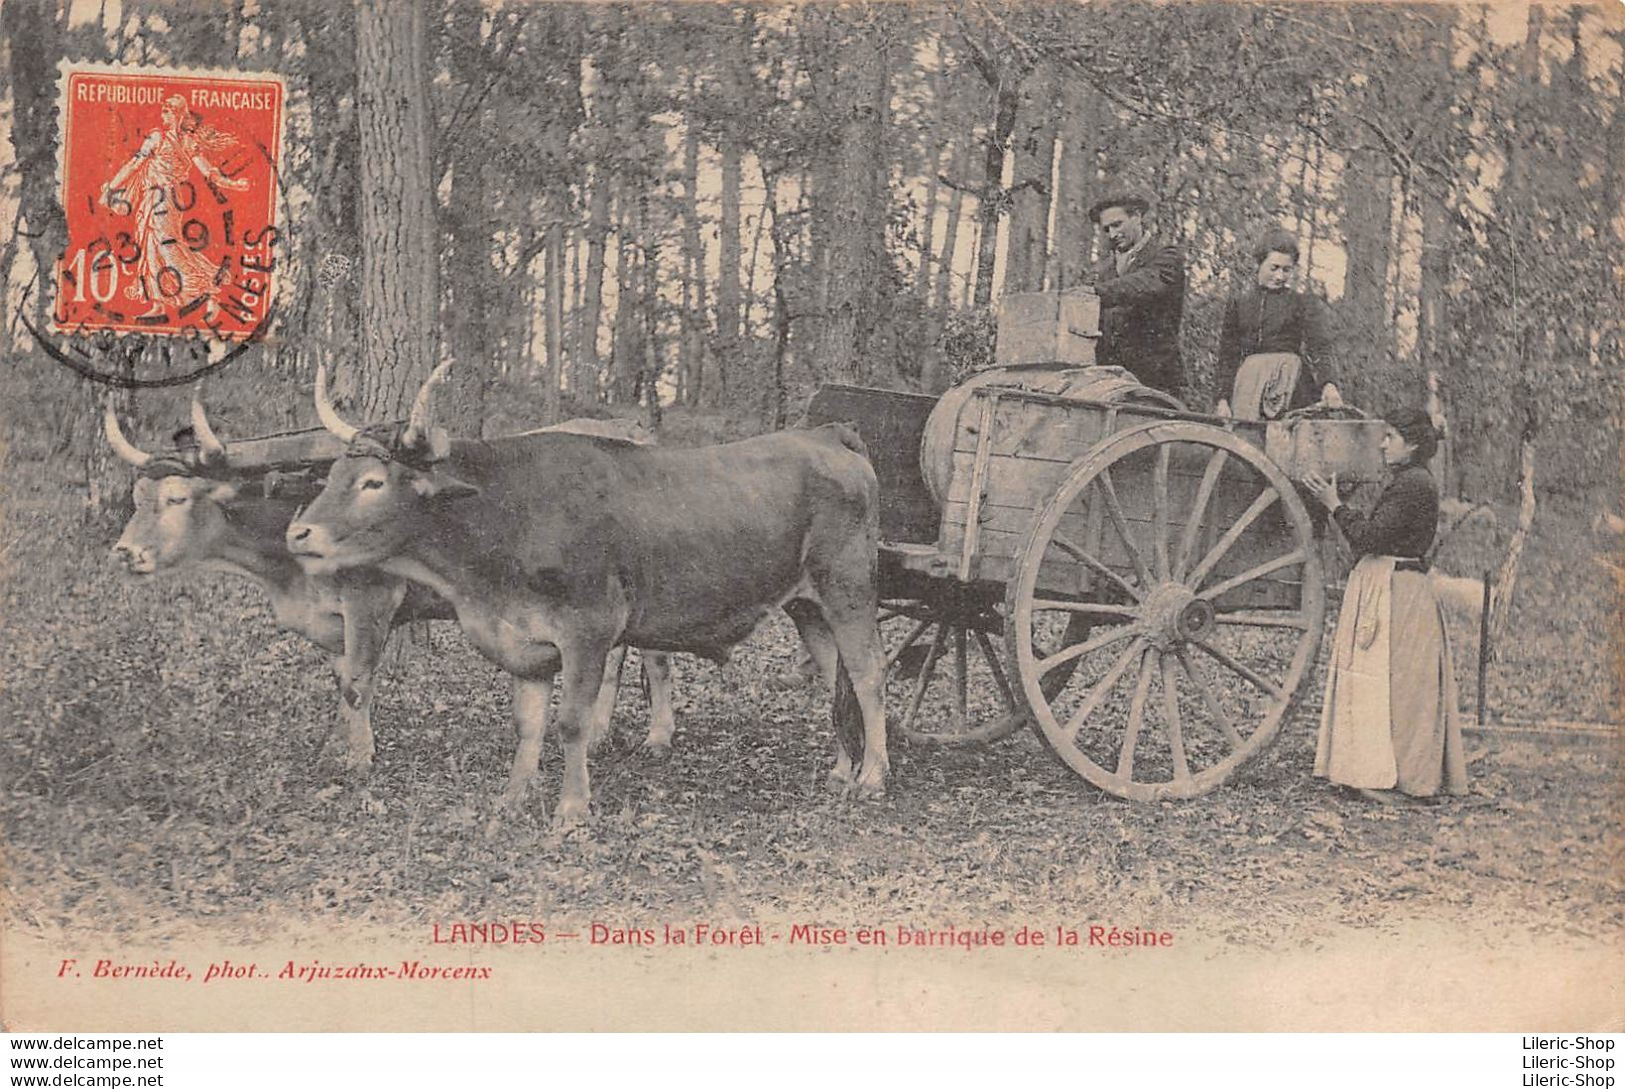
[880,590,1088,746]
[1005,421,1325,800]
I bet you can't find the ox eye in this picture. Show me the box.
[360,477,385,491]
[165,495,189,506]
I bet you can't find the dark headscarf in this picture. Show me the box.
[1386,406,1439,465]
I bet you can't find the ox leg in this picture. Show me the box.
[641,652,676,755]
[828,616,889,797]
[552,643,612,826]
[587,646,627,753]
[334,581,405,774]
[497,674,555,812]
[783,602,851,788]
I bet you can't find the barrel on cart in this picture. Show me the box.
[806,288,1385,801]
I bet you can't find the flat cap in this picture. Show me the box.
[1088,190,1151,223]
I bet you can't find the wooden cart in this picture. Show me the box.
[806,294,1384,801]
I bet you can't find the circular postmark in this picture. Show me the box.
[22,62,290,389]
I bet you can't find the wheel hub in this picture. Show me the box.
[1140,583,1215,647]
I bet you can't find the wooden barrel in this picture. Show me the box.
[919,363,1182,506]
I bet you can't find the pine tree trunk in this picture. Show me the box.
[1340,145,1394,409]
[717,117,743,406]
[1051,79,1105,292]
[542,220,565,420]
[353,0,438,420]
[1004,63,1057,295]
[934,140,968,313]
[804,10,892,385]
[972,81,1017,307]
[679,76,706,407]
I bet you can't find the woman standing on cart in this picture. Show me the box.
[1300,408,1468,804]
[1215,230,1337,419]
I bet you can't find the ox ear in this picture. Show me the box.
[410,469,479,502]
[206,480,241,504]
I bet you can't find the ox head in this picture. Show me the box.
[287,362,479,574]
[106,390,245,575]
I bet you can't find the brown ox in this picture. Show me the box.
[286,363,888,823]
[106,394,675,769]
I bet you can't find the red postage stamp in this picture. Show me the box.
[54,62,285,340]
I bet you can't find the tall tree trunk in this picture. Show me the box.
[353,0,438,419]
[717,108,743,406]
[610,194,640,404]
[803,7,892,385]
[762,169,791,430]
[934,140,968,314]
[578,165,612,406]
[678,75,704,407]
[3,0,67,315]
[445,0,492,432]
[542,220,565,420]
[1003,63,1057,294]
[972,81,1017,306]
[639,192,664,429]
[1051,79,1106,292]
[1340,145,1395,409]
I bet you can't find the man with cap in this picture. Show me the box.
[1083,190,1187,400]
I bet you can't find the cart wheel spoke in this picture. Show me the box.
[898,621,949,736]
[1151,442,1171,581]
[1160,651,1191,784]
[1051,532,1142,601]
[1095,469,1154,591]
[1062,635,1147,741]
[885,616,934,670]
[1035,622,1140,677]
[1214,610,1311,630]
[1031,598,1138,619]
[974,629,1018,711]
[1191,636,1286,701]
[1197,549,1307,604]
[1116,648,1156,779]
[1173,447,1230,582]
[1185,485,1280,591]
[1175,646,1244,749]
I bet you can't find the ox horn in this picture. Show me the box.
[313,364,361,443]
[103,406,154,468]
[190,385,228,464]
[400,359,454,448]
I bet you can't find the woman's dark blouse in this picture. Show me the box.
[1216,288,1335,410]
[1333,464,1438,559]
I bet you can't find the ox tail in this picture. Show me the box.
[832,660,866,764]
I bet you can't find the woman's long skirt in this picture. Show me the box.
[1315,556,1469,797]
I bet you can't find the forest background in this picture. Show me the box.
[2,0,1621,516]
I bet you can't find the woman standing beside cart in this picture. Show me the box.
[1300,408,1469,804]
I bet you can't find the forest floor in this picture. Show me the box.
[0,445,1619,964]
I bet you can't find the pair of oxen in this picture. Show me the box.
[106,363,890,825]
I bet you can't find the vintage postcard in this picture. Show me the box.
[1,0,1619,1035]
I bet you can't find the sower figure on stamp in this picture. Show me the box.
[99,94,248,321]
[1215,229,1338,420]
[1301,408,1469,806]
[1080,189,1188,401]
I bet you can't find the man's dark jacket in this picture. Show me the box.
[1091,240,1187,399]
